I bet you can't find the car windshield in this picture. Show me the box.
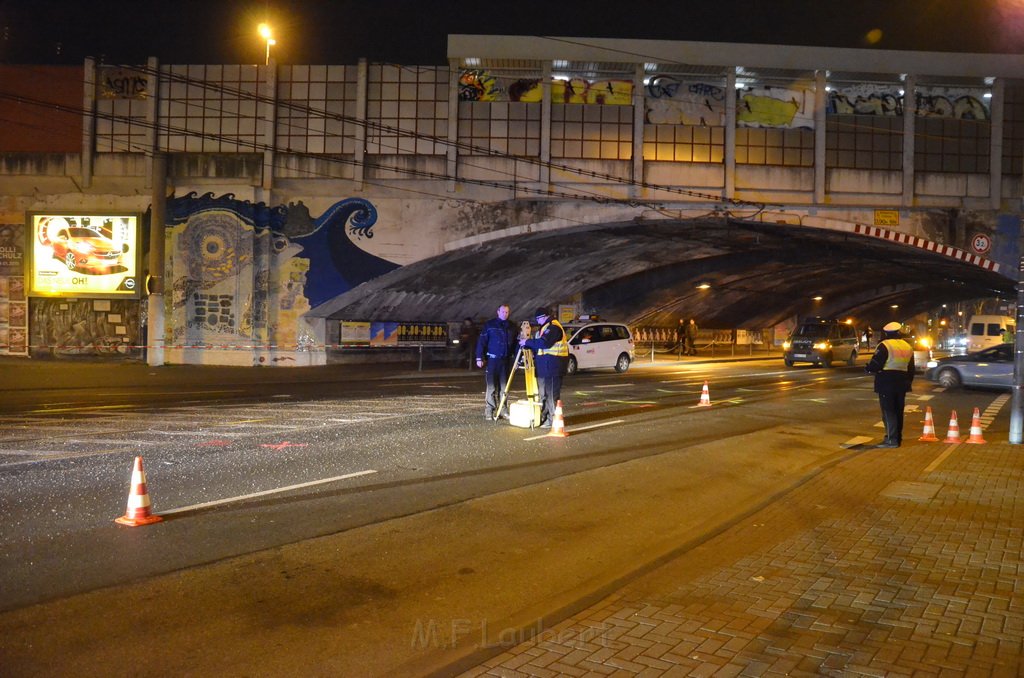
[67,228,103,238]
[792,324,830,338]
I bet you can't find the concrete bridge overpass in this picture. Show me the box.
[309,214,1015,333]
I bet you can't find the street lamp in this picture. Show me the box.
[258,23,276,65]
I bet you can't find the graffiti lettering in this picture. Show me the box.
[460,70,631,104]
[645,78,726,125]
[916,93,989,120]
[645,75,681,99]
[828,91,902,116]
[459,70,502,102]
[99,68,149,99]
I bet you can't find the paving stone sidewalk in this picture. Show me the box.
[460,440,1023,677]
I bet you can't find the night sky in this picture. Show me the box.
[2,0,1024,66]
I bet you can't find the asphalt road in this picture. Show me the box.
[0,357,1003,676]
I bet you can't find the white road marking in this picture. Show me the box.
[523,419,625,441]
[841,436,874,448]
[159,469,378,516]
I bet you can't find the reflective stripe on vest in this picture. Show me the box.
[536,319,569,358]
[882,339,912,371]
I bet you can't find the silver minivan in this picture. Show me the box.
[783,318,860,367]
[563,322,635,374]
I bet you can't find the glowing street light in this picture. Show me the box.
[258,23,276,65]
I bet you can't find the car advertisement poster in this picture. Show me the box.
[27,213,142,298]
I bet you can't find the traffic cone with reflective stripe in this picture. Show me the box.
[943,410,962,444]
[918,406,939,442]
[548,400,568,437]
[698,381,711,407]
[966,407,987,444]
[114,456,163,526]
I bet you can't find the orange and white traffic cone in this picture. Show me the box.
[547,400,568,437]
[918,406,939,442]
[965,407,987,444]
[698,380,711,407]
[114,456,163,526]
[943,410,962,444]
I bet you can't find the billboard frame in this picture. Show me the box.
[25,211,144,299]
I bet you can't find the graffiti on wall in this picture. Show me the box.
[459,70,632,104]
[737,86,815,129]
[828,85,903,116]
[828,84,989,120]
[645,77,726,125]
[164,193,398,354]
[0,223,27,355]
[98,66,150,99]
[915,87,989,120]
[29,297,140,357]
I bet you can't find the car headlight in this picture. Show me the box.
[926,360,938,369]
[782,341,791,350]
[813,342,830,350]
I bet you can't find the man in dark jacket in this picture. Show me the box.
[476,304,516,420]
[865,321,915,448]
[520,307,569,428]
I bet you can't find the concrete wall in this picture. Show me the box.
[1,40,1023,364]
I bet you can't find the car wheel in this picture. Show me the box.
[65,252,77,271]
[937,368,962,389]
[566,356,578,375]
[784,357,794,367]
[614,353,630,373]
[847,350,857,366]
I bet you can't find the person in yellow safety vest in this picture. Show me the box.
[519,306,569,428]
[864,321,915,448]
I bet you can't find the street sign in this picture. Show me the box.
[971,233,991,254]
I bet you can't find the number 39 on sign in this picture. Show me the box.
[971,233,991,254]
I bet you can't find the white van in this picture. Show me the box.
[967,315,1015,352]
[563,322,635,374]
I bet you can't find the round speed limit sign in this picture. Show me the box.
[971,233,991,254]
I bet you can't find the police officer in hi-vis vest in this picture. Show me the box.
[520,307,569,428]
[865,321,915,448]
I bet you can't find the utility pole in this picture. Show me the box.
[1011,254,1024,443]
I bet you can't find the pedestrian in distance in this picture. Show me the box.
[676,319,686,357]
[476,304,517,420]
[864,321,915,448]
[684,318,699,356]
[520,307,569,428]
[458,317,477,369]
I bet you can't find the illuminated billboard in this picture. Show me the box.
[27,213,142,298]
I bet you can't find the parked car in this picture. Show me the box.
[924,343,1013,389]
[563,322,634,374]
[783,318,860,367]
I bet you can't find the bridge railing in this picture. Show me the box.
[630,327,779,360]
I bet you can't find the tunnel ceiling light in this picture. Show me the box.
[696,283,711,290]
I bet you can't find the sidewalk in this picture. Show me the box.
[458,437,1024,676]
[0,347,782,391]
